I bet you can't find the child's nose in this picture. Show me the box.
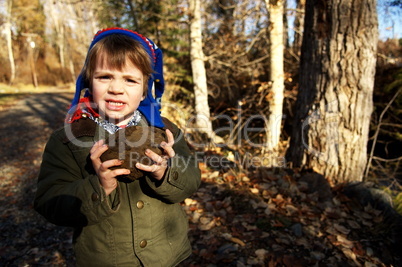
[108,79,124,94]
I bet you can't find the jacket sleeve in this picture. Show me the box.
[144,123,201,203]
[34,131,121,227]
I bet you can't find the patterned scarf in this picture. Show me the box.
[86,110,142,134]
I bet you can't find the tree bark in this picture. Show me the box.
[5,0,16,85]
[48,0,65,68]
[265,0,285,152]
[286,0,378,183]
[293,0,305,56]
[189,0,214,138]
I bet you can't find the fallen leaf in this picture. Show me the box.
[342,248,360,266]
[250,188,259,194]
[336,235,354,249]
[334,223,351,235]
[230,237,246,247]
[346,219,361,229]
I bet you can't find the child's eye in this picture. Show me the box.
[126,79,138,84]
[97,75,111,80]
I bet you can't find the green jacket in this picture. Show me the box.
[34,116,201,266]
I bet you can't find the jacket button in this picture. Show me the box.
[172,171,179,180]
[91,193,99,201]
[136,201,144,209]
[140,240,147,248]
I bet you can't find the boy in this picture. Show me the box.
[34,28,201,266]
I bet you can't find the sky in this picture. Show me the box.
[377,0,402,40]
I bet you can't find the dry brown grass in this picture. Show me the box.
[0,83,74,110]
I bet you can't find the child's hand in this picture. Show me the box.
[90,139,130,195]
[136,129,175,181]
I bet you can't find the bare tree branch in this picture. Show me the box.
[364,87,402,179]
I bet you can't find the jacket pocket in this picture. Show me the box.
[75,219,115,253]
[165,204,190,250]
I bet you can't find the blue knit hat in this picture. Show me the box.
[69,28,165,128]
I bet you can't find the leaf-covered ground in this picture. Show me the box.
[180,164,402,266]
[0,91,401,266]
[0,91,75,266]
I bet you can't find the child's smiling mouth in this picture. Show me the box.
[106,100,126,110]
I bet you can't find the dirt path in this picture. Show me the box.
[0,92,76,266]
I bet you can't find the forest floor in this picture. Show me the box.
[0,89,401,266]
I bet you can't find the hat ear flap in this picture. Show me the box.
[138,41,165,128]
[69,74,86,114]
[137,78,164,128]
[153,47,165,109]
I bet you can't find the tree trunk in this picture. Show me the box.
[293,0,305,57]
[286,0,378,183]
[189,0,214,138]
[27,36,39,88]
[69,57,76,83]
[5,0,15,85]
[48,0,65,68]
[265,0,285,152]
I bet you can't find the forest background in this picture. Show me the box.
[0,0,402,266]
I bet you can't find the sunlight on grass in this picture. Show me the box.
[0,83,74,94]
[0,83,74,108]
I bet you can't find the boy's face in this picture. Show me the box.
[92,58,145,126]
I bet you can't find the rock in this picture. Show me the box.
[290,223,303,237]
[100,126,166,181]
[342,182,393,211]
